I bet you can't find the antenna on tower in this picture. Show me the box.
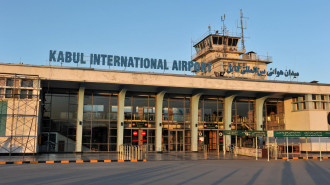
[238,9,248,52]
[221,14,226,36]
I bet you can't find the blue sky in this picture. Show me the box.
[0,0,329,83]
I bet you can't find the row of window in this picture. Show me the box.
[0,88,34,99]
[292,95,329,111]
[0,78,33,87]
[0,78,35,99]
[40,89,287,152]
[195,36,239,53]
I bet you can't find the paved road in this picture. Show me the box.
[0,160,329,185]
[1,152,328,162]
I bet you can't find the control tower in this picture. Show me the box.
[192,11,272,80]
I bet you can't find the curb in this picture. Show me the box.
[0,159,147,165]
[278,157,328,160]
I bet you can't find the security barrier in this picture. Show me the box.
[118,145,147,161]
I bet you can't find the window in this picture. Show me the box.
[20,89,33,99]
[28,90,33,99]
[41,90,78,152]
[5,89,12,98]
[292,94,329,111]
[0,101,7,136]
[218,37,223,45]
[228,38,232,46]
[21,79,33,87]
[292,97,298,102]
[207,38,212,47]
[312,95,317,109]
[292,97,298,111]
[312,95,316,100]
[206,38,210,47]
[20,89,27,99]
[233,39,238,46]
[213,37,218,45]
[321,95,326,109]
[6,79,13,86]
[232,98,255,130]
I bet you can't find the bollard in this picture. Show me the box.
[306,137,308,160]
[235,136,238,157]
[120,145,122,160]
[130,146,132,160]
[286,137,289,162]
[275,137,277,160]
[138,146,140,160]
[121,145,122,160]
[255,136,258,160]
[319,137,322,162]
[223,136,226,155]
[126,145,128,160]
[267,136,269,162]
[118,145,120,160]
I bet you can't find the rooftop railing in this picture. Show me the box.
[191,49,272,62]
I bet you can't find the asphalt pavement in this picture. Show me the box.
[0,159,329,185]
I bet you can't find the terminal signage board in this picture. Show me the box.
[132,122,148,128]
[203,123,218,129]
[273,131,330,137]
[221,130,267,137]
[225,64,299,78]
[49,50,212,73]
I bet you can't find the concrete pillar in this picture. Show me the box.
[191,93,202,152]
[155,91,166,152]
[316,95,322,110]
[224,95,236,151]
[255,96,269,131]
[117,89,127,151]
[305,94,313,110]
[298,96,304,110]
[255,96,268,149]
[75,87,85,152]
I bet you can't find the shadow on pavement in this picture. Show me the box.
[304,161,330,184]
[281,161,296,185]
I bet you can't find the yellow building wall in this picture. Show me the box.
[284,98,329,131]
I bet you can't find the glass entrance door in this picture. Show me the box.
[169,130,184,152]
[204,130,217,150]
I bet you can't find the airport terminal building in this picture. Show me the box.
[0,30,329,155]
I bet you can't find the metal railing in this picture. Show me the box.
[118,144,147,160]
[191,47,272,63]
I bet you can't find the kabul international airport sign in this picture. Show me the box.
[48,50,212,73]
[225,64,300,78]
